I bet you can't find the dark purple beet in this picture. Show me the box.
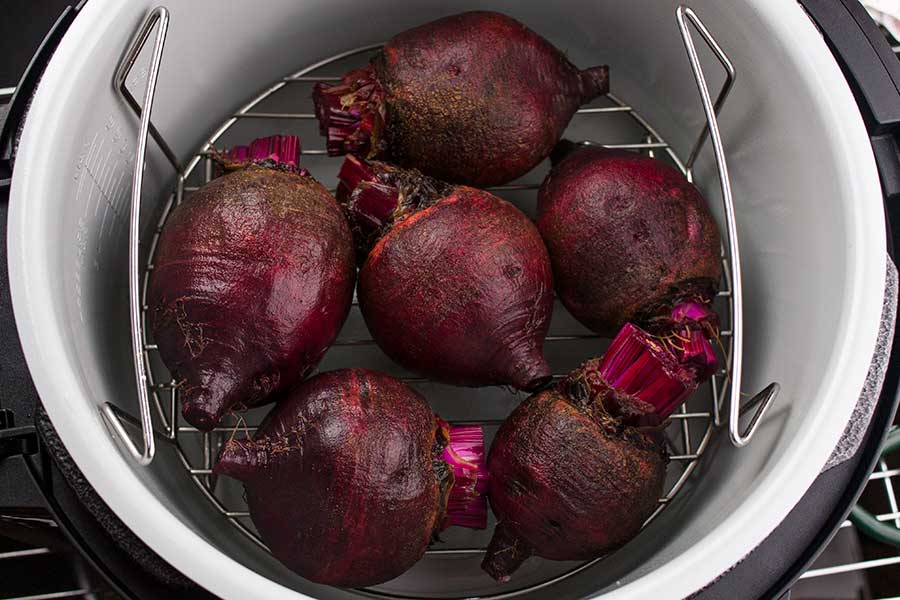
[482,323,714,581]
[214,369,488,588]
[148,136,355,431]
[337,155,554,391]
[537,144,723,339]
[313,11,609,187]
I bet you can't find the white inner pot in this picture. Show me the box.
[6,0,887,599]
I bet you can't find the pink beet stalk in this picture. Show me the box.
[676,328,718,383]
[668,299,719,338]
[336,154,376,202]
[598,323,715,420]
[438,419,489,530]
[670,299,715,325]
[225,143,250,165]
[314,66,387,158]
[663,299,719,385]
[337,155,401,229]
[221,134,306,174]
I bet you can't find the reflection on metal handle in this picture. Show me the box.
[101,7,174,466]
[113,9,179,171]
[676,6,780,447]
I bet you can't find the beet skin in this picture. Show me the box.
[484,388,666,579]
[148,136,355,431]
[339,156,554,391]
[314,11,609,186]
[538,144,722,337]
[482,323,695,581]
[214,369,487,588]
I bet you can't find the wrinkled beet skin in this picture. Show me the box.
[148,167,356,431]
[374,11,605,187]
[537,147,722,336]
[359,188,554,390]
[487,389,666,564]
[214,370,441,588]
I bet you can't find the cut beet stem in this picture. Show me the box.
[439,420,489,530]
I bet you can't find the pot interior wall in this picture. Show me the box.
[11,0,886,598]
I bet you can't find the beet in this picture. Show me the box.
[482,322,715,581]
[337,155,554,390]
[537,143,723,340]
[214,369,488,587]
[313,11,609,187]
[148,136,355,431]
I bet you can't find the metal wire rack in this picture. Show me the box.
[101,5,780,599]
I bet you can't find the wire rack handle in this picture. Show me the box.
[676,5,780,447]
[101,7,177,467]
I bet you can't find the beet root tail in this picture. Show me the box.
[482,522,533,582]
[181,391,230,432]
[504,345,552,392]
[180,371,247,431]
[439,421,490,530]
[213,439,262,482]
[578,65,610,103]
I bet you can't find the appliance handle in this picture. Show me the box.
[102,6,176,468]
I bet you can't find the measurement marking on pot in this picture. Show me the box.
[73,125,134,271]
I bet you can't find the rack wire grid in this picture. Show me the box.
[98,5,791,598]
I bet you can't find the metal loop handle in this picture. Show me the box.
[676,5,780,447]
[101,6,174,466]
[113,8,179,172]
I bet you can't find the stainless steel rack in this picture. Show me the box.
[102,5,781,598]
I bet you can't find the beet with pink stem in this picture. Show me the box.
[482,322,716,581]
[313,11,610,187]
[148,136,356,431]
[337,155,554,391]
[214,369,488,587]
[538,143,723,343]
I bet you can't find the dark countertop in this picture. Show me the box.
[0,0,76,89]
